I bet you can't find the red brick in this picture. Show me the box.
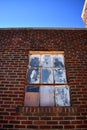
[60,120,70,124]
[34,121,46,125]
[39,125,51,129]
[15,125,25,128]
[40,117,51,120]
[64,125,75,129]
[16,116,27,120]
[4,116,16,120]
[76,125,87,128]
[9,120,20,124]
[21,121,32,124]
[27,125,38,129]
[52,117,63,120]
[52,125,63,129]
[28,117,39,120]
[3,125,13,128]
[0,108,4,111]
[0,120,8,123]
[47,121,58,124]
[71,120,82,124]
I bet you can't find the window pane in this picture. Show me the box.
[54,68,67,83]
[55,86,70,106]
[24,86,39,106]
[53,55,64,68]
[29,55,40,67]
[41,55,53,67]
[28,67,40,84]
[40,86,54,106]
[42,68,53,83]
[26,86,39,92]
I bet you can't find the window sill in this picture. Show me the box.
[16,106,79,116]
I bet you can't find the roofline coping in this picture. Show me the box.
[0,27,86,30]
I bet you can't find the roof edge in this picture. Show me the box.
[0,27,86,30]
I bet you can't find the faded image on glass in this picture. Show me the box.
[41,55,53,67]
[29,55,40,67]
[55,86,70,106]
[53,54,64,68]
[42,68,53,83]
[54,68,67,83]
[28,68,40,84]
[40,86,54,106]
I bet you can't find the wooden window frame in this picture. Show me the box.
[24,51,70,107]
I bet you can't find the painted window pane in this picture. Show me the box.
[41,55,53,67]
[55,86,70,106]
[53,55,64,68]
[24,86,39,106]
[54,68,67,83]
[42,68,53,83]
[28,67,40,84]
[40,86,54,106]
[26,86,39,92]
[29,55,40,67]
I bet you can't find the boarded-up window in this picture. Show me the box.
[24,51,70,107]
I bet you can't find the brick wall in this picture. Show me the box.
[0,28,87,130]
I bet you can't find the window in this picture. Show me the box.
[24,51,70,107]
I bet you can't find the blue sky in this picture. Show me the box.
[0,0,85,28]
